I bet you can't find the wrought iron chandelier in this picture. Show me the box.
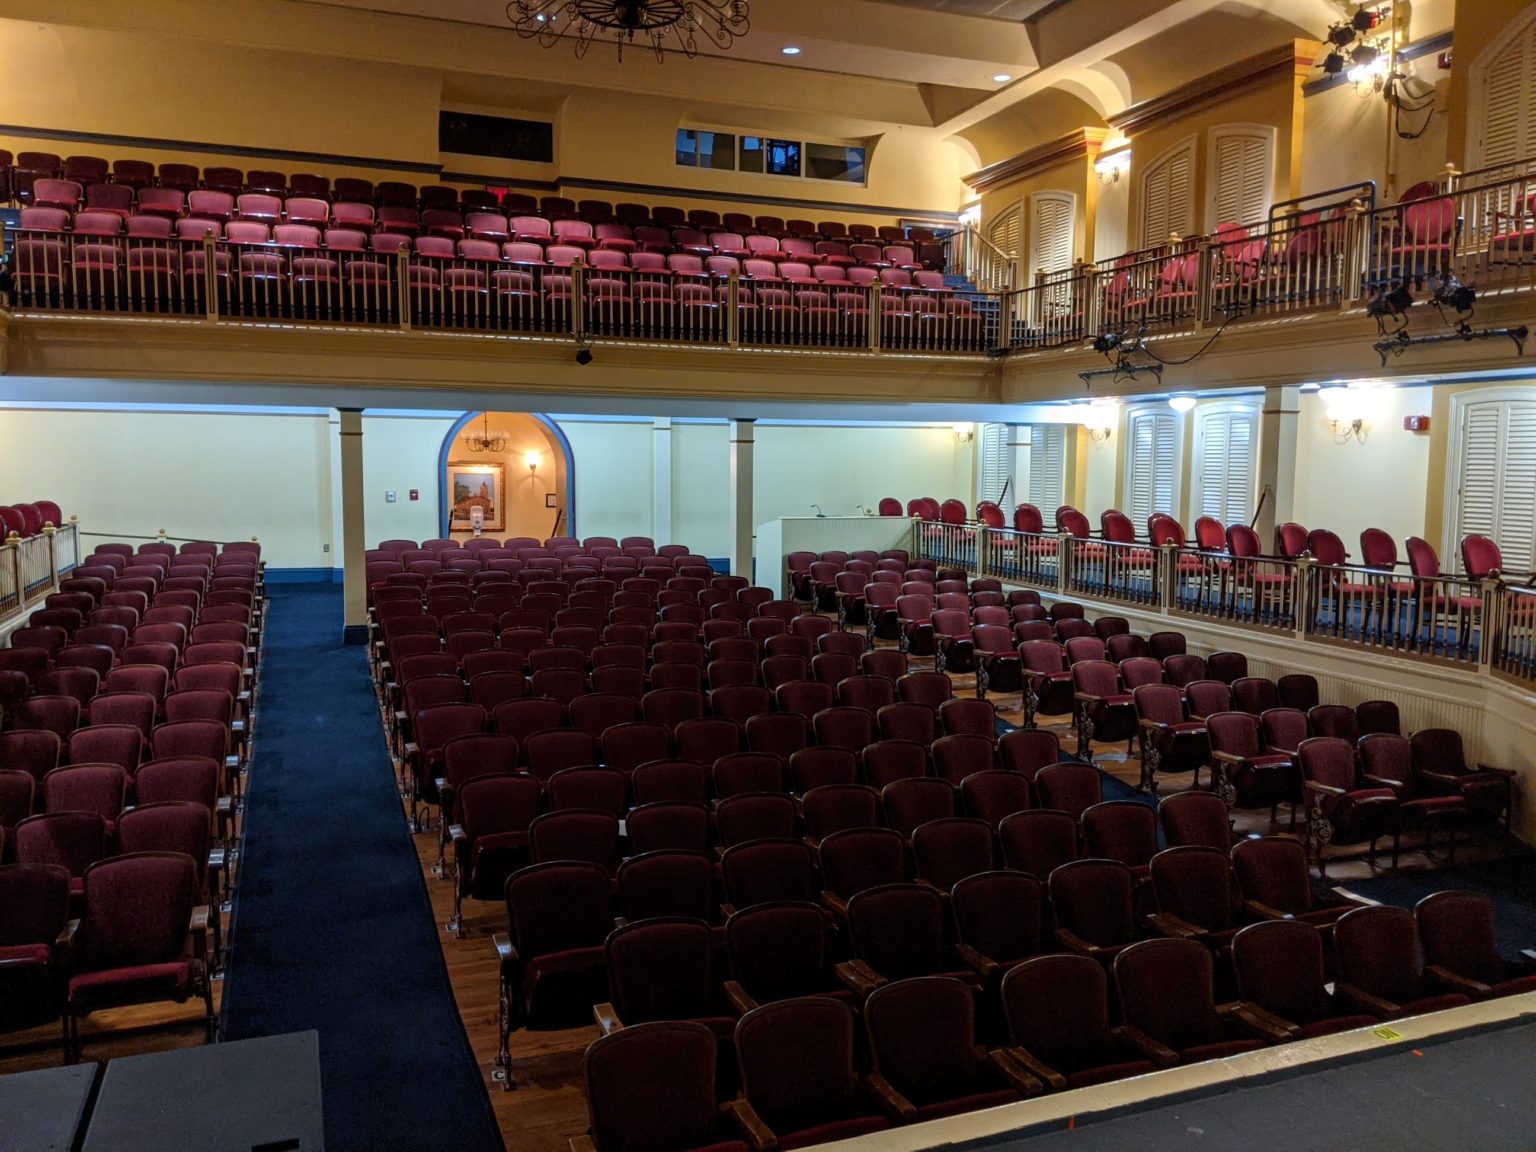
[462,413,510,454]
[506,1,751,62]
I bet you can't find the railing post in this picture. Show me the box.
[1055,534,1070,596]
[869,285,883,351]
[977,527,990,579]
[202,235,218,322]
[1342,200,1369,307]
[42,524,57,594]
[570,261,586,339]
[1478,576,1502,672]
[1083,263,1102,339]
[396,247,412,332]
[1294,555,1313,640]
[1159,542,1176,615]
[726,270,741,346]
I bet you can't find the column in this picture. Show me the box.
[652,417,673,543]
[728,418,755,580]
[1256,384,1300,549]
[338,407,368,644]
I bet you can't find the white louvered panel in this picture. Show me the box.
[1027,424,1066,507]
[1032,194,1074,274]
[1211,135,1246,225]
[1499,402,1536,570]
[1458,402,1502,539]
[979,422,1011,504]
[1153,417,1177,516]
[1126,412,1177,524]
[1476,19,1536,168]
[1197,413,1229,520]
[1223,412,1255,523]
[1139,142,1194,248]
[989,204,1022,259]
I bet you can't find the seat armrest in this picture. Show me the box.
[865,1073,917,1123]
[915,877,944,895]
[724,979,759,1016]
[592,1002,624,1035]
[989,1047,1045,1096]
[1117,1024,1179,1068]
[1148,912,1207,941]
[1138,718,1169,733]
[718,902,738,920]
[1004,1046,1067,1092]
[1336,980,1400,1018]
[568,1137,598,1152]
[402,741,419,759]
[492,932,518,965]
[1521,948,1536,966]
[55,919,80,953]
[834,959,885,998]
[1073,691,1103,706]
[1305,779,1347,797]
[820,890,849,919]
[1054,926,1104,960]
[1221,1000,1300,1042]
[1211,751,1245,767]
[956,942,1001,979]
[1475,763,1516,778]
[1242,898,1295,921]
[1361,773,1405,791]
[190,905,211,933]
[447,824,466,847]
[1424,964,1489,997]
[1329,886,1380,908]
[1418,770,1464,789]
[723,1098,779,1152]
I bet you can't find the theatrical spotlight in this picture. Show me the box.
[1433,274,1476,314]
[575,347,594,366]
[1366,284,1415,320]
[1092,332,1122,355]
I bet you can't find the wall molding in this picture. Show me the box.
[1107,41,1319,137]
[963,128,1108,194]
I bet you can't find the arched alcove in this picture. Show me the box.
[437,412,575,539]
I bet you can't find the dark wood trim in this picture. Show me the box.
[1107,41,1320,135]
[0,124,441,175]
[962,128,1107,193]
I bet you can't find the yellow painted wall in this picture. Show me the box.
[0,408,333,568]
[1446,0,1536,169]
[977,155,1097,275]
[362,415,456,546]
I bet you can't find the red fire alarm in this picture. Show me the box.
[1403,415,1430,432]
[409,489,420,501]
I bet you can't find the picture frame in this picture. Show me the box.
[448,461,505,532]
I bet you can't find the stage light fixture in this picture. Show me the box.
[1366,284,1414,318]
[1092,332,1121,355]
[575,348,594,365]
[1433,275,1476,313]
[1322,51,1347,74]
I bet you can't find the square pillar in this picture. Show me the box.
[1256,385,1300,550]
[729,418,756,580]
[338,407,368,644]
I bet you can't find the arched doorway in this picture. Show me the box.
[438,412,575,540]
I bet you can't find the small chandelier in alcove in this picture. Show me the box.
[507,1,751,62]
[462,414,510,454]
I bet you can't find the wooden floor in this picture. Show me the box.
[387,647,1437,1152]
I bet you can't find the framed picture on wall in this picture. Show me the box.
[448,462,505,532]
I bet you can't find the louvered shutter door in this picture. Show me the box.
[1196,410,1256,523]
[1141,144,1194,247]
[1032,195,1073,273]
[1211,133,1271,226]
[1027,425,1065,507]
[989,205,1021,258]
[1457,399,1536,570]
[1126,412,1177,525]
[979,423,1011,503]
[1477,20,1536,168]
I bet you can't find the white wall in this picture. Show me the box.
[672,423,732,558]
[0,408,334,569]
[560,421,655,545]
[361,414,456,547]
[1081,429,1118,518]
[1293,385,1433,550]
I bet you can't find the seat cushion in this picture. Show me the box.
[779,1115,890,1150]
[1393,993,1471,1018]
[1485,975,1536,1000]
[1066,1060,1159,1089]
[913,1088,1020,1121]
[1298,1015,1377,1039]
[1401,796,1465,818]
[1179,1038,1264,1063]
[68,961,190,1005]
[0,943,52,967]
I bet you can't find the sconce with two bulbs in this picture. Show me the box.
[1094,149,1131,186]
[1064,399,1118,442]
[953,423,975,444]
[1322,386,1372,444]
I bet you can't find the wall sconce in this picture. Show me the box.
[1322,386,1371,443]
[1094,149,1131,185]
[1064,399,1117,442]
[524,450,543,477]
[952,423,975,444]
[1167,394,1198,413]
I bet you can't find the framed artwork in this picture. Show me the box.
[448,462,505,532]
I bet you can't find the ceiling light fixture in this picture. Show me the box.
[993,73,1012,83]
[782,45,800,55]
[1168,394,1197,413]
[462,412,511,454]
[507,0,751,62]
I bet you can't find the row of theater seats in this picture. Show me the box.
[1,499,63,539]
[571,881,1533,1152]
[3,150,925,240]
[0,537,263,1060]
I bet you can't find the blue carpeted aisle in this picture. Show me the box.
[221,585,503,1152]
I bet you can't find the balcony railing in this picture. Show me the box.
[1,520,81,628]
[917,522,1535,684]
[5,166,1532,360]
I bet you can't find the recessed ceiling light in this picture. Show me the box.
[782,46,801,56]
[993,73,1012,83]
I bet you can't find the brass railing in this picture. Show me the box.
[1,519,81,627]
